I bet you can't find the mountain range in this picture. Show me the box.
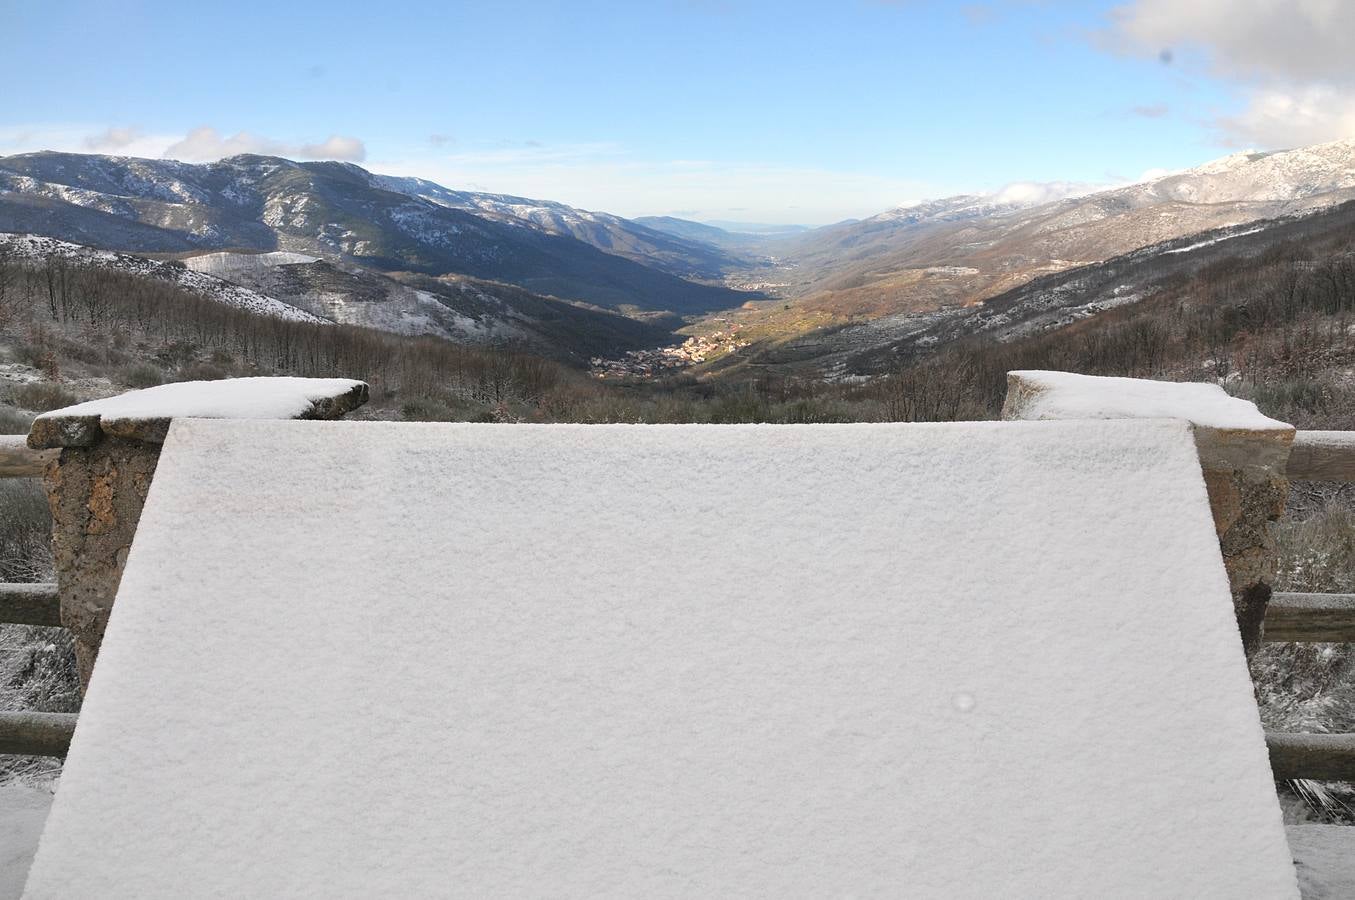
[6,140,1355,373]
[0,152,754,314]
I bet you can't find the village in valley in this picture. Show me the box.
[590,326,750,379]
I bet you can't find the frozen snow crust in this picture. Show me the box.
[37,377,366,424]
[28,377,368,448]
[1006,370,1290,432]
[23,419,1297,898]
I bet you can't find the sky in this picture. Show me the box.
[3,0,1353,224]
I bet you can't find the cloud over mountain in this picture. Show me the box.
[164,127,367,162]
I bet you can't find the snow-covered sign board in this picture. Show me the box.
[25,419,1296,897]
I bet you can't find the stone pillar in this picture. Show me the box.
[40,436,159,685]
[1193,428,1292,658]
[1002,371,1294,658]
[28,378,369,687]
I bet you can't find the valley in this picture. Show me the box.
[9,139,1355,391]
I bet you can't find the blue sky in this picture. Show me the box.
[3,1,1351,223]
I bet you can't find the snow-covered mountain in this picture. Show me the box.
[370,174,748,280]
[860,194,1046,227]
[771,138,1355,319]
[1115,140,1355,205]
[10,140,1355,371]
[0,152,755,317]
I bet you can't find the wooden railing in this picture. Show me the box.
[0,711,76,757]
[0,434,55,477]
[1285,430,1355,482]
[5,429,1355,777]
[0,435,69,756]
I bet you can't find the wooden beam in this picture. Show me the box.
[0,434,55,478]
[0,582,60,627]
[1267,732,1355,782]
[1287,431,1355,481]
[0,711,75,757]
[1264,592,1355,643]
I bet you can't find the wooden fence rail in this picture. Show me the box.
[0,434,54,478]
[0,711,76,757]
[1287,431,1355,481]
[0,582,60,627]
[1266,732,1355,782]
[8,583,1354,640]
[1264,593,1355,643]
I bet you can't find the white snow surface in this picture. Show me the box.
[1010,370,1292,431]
[1165,226,1266,255]
[0,784,53,900]
[35,377,363,424]
[1288,825,1355,899]
[23,419,1296,898]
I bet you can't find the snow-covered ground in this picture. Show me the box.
[24,418,1297,896]
[1004,370,1293,431]
[38,377,365,424]
[0,782,54,899]
[1165,226,1267,255]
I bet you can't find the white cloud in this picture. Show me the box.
[1109,0,1355,83]
[991,180,1103,206]
[1107,1,1355,147]
[1216,85,1355,148]
[81,126,145,152]
[0,123,366,163]
[163,127,366,162]
[0,124,180,160]
[1136,166,1184,182]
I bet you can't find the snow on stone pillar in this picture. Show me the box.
[27,377,368,687]
[1001,371,1294,658]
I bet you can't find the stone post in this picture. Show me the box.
[1002,371,1293,658]
[28,378,368,687]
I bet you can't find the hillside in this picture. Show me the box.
[178,249,672,361]
[0,234,325,323]
[1,235,671,364]
[712,140,1355,359]
[0,152,758,318]
[374,176,756,280]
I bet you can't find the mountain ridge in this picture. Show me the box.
[0,151,758,318]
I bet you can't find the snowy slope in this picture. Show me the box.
[0,234,328,324]
[372,173,749,279]
[746,138,1355,358]
[178,249,673,361]
[0,152,755,317]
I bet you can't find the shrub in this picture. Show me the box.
[10,381,77,413]
[176,362,227,382]
[0,405,33,435]
[117,362,164,389]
